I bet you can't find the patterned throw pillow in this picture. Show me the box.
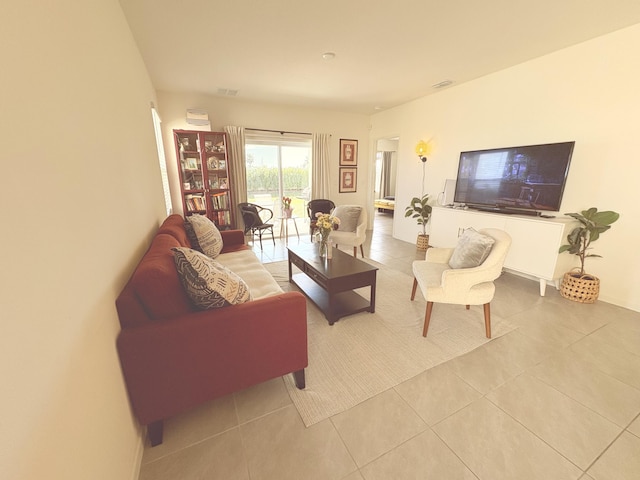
[186,214,222,258]
[333,205,361,232]
[172,247,251,309]
[184,220,202,252]
[448,228,495,269]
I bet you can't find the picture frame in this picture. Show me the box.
[207,157,218,170]
[339,167,357,193]
[340,139,358,166]
[185,157,198,170]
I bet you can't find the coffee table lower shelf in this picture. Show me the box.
[291,273,373,325]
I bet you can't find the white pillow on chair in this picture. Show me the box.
[448,228,495,269]
[333,205,361,232]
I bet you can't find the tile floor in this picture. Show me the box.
[138,212,640,480]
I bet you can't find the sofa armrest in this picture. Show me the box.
[220,229,246,252]
[116,291,307,426]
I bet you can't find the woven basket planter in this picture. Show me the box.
[416,234,429,251]
[560,270,600,304]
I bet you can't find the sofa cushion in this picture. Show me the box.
[333,205,361,233]
[173,247,251,309]
[215,249,283,300]
[449,228,495,269]
[186,214,222,258]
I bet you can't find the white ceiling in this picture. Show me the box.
[119,0,640,115]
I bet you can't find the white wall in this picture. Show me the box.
[156,92,372,223]
[371,23,640,311]
[0,1,164,479]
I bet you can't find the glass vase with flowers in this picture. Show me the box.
[282,196,293,218]
[314,212,340,258]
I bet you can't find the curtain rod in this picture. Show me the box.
[246,127,312,136]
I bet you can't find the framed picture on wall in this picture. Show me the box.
[339,167,357,193]
[339,139,358,166]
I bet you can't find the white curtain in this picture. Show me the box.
[223,126,247,225]
[311,133,331,199]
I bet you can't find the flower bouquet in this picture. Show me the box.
[282,196,293,217]
[315,212,340,258]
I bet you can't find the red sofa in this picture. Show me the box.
[116,214,307,446]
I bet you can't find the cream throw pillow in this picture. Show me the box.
[448,228,495,269]
[172,247,251,309]
[333,205,361,233]
[186,214,223,258]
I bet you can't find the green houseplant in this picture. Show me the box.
[558,207,620,303]
[405,194,432,251]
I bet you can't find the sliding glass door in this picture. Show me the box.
[245,131,311,231]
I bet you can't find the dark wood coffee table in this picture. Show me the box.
[288,243,378,325]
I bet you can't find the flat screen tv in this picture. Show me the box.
[453,141,574,214]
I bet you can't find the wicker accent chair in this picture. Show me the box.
[238,202,275,249]
[307,199,335,240]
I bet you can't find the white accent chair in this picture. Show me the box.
[410,228,512,338]
[330,205,368,258]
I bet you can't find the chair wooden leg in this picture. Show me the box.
[484,303,491,338]
[422,301,434,337]
[411,278,418,300]
[353,246,357,257]
[360,245,365,257]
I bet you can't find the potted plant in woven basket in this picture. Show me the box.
[405,194,432,251]
[558,207,620,303]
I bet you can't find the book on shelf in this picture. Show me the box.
[185,194,206,212]
[216,210,231,226]
[210,192,229,209]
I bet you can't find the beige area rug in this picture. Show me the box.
[264,259,517,427]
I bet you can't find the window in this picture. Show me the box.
[244,131,311,225]
[151,107,172,215]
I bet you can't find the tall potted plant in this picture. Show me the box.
[405,194,432,251]
[558,207,620,303]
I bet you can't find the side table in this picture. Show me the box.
[279,216,300,244]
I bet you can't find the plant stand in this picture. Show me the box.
[560,270,600,303]
[416,234,429,251]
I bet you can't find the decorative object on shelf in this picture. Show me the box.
[315,212,340,259]
[339,139,358,166]
[207,157,218,169]
[405,194,433,251]
[558,207,620,303]
[185,158,198,170]
[339,167,357,193]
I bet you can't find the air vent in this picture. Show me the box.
[217,88,238,96]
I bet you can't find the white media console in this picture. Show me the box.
[429,206,577,296]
